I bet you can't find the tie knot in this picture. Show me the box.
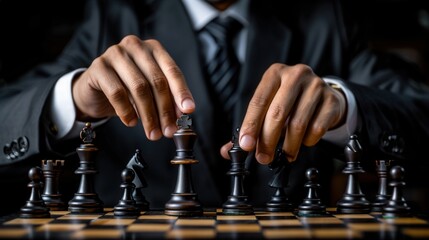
[204,16,242,42]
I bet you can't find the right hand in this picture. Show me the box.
[72,35,195,140]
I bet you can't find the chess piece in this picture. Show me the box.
[165,114,203,216]
[372,159,392,212]
[336,135,371,214]
[114,168,140,216]
[20,167,51,218]
[126,149,149,211]
[222,128,254,215]
[266,148,293,212]
[382,165,411,217]
[297,168,326,216]
[68,122,104,214]
[41,159,66,211]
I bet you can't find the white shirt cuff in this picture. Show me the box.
[49,68,107,140]
[322,77,359,146]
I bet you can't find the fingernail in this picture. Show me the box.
[257,153,271,164]
[150,128,162,140]
[181,98,195,112]
[240,135,255,150]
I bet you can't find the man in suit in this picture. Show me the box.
[1,0,429,215]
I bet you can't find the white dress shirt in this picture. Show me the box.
[48,0,358,146]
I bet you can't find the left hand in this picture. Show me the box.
[220,63,347,164]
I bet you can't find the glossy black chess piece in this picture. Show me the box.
[336,135,371,214]
[266,148,293,212]
[126,149,149,211]
[165,114,203,216]
[114,168,140,216]
[20,167,51,218]
[41,159,66,211]
[382,165,411,218]
[297,168,326,216]
[68,122,104,214]
[372,159,392,212]
[222,127,253,215]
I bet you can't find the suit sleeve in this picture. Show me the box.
[336,1,429,166]
[346,51,429,165]
[0,0,104,165]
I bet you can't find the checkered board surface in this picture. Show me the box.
[1,208,429,239]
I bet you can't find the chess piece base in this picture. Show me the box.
[42,194,66,211]
[222,196,254,215]
[20,203,50,218]
[266,191,293,212]
[336,195,371,214]
[298,199,327,216]
[114,205,140,217]
[165,193,202,216]
[382,201,411,218]
[68,194,104,214]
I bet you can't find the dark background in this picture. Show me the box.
[0,0,429,85]
[0,0,429,211]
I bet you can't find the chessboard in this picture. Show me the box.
[1,208,429,239]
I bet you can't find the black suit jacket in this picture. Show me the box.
[1,0,429,214]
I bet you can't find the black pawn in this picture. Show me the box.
[266,148,293,212]
[382,165,411,218]
[126,149,149,211]
[222,127,254,215]
[68,122,104,214]
[336,135,371,214]
[164,114,202,216]
[41,159,66,211]
[297,168,326,216]
[20,167,51,218]
[114,168,140,216]
[372,160,392,212]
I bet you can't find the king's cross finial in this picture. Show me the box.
[80,122,96,143]
[176,114,192,130]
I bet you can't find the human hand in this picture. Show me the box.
[220,63,347,163]
[72,36,195,140]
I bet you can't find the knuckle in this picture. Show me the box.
[132,80,151,96]
[144,38,161,47]
[150,74,169,93]
[91,57,107,69]
[105,45,123,58]
[165,65,184,79]
[249,94,269,110]
[289,118,307,134]
[159,108,175,120]
[108,87,127,103]
[121,35,141,47]
[268,104,286,123]
[325,91,340,105]
[292,64,313,75]
[310,124,327,139]
[268,63,286,72]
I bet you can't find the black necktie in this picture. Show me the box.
[203,16,243,113]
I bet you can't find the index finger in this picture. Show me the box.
[152,43,195,114]
[239,65,283,151]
